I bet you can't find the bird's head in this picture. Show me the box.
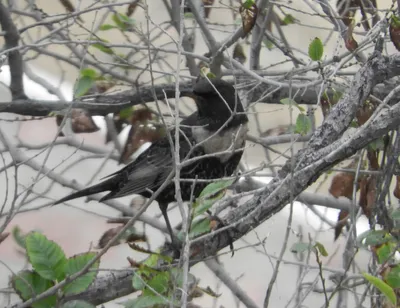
[185,78,248,130]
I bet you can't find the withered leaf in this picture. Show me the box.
[334,210,349,241]
[336,0,357,27]
[356,99,377,126]
[329,172,357,200]
[95,79,116,94]
[344,20,359,52]
[390,14,400,52]
[119,109,166,164]
[59,0,83,22]
[56,109,99,135]
[0,232,9,245]
[239,1,258,38]
[127,1,138,16]
[394,176,400,200]
[366,150,380,170]
[97,225,145,249]
[359,175,376,218]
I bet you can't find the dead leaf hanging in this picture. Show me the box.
[127,1,138,16]
[239,0,258,38]
[56,109,99,135]
[119,109,166,164]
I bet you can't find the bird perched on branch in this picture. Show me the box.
[54,78,248,247]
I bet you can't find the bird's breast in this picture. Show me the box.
[191,123,248,162]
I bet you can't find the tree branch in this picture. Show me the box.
[1,76,400,117]
[0,2,26,99]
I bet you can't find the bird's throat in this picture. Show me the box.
[191,123,248,162]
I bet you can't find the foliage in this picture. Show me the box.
[11,232,99,308]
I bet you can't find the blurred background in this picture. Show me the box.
[0,0,396,307]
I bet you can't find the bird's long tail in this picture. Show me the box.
[53,176,119,205]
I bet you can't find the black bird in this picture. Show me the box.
[54,78,248,245]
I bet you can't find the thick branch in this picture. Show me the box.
[0,78,399,117]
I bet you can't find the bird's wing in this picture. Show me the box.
[109,145,173,198]
[106,117,197,199]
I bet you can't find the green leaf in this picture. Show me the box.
[386,265,400,288]
[184,12,194,18]
[295,114,312,136]
[368,138,385,151]
[74,76,94,98]
[308,37,324,61]
[391,209,400,220]
[363,273,396,305]
[123,294,169,308]
[62,300,96,308]
[112,13,135,31]
[243,0,255,9]
[80,68,97,79]
[376,242,395,264]
[280,98,305,113]
[314,242,328,257]
[25,232,67,281]
[132,252,165,290]
[189,218,211,239]
[147,272,170,295]
[132,271,146,291]
[282,14,295,25]
[63,252,99,295]
[194,179,234,217]
[364,230,392,246]
[12,225,27,249]
[170,268,197,290]
[290,242,311,254]
[12,270,56,308]
[91,42,114,55]
[199,179,234,199]
[263,39,274,50]
[99,24,117,31]
[119,106,134,120]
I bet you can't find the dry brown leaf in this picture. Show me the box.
[394,176,400,200]
[336,0,357,26]
[390,15,400,52]
[119,109,165,164]
[334,210,349,241]
[329,172,356,200]
[0,232,9,245]
[95,80,116,94]
[97,226,124,249]
[97,226,145,249]
[59,0,83,22]
[356,99,377,126]
[366,150,379,170]
[127,1,138,16]
[260,125,290,137]
[56,109,99,135]
[359,175,376,218]
[239,1,258,38]
[320,95,332,119]
[344,20,359,52]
